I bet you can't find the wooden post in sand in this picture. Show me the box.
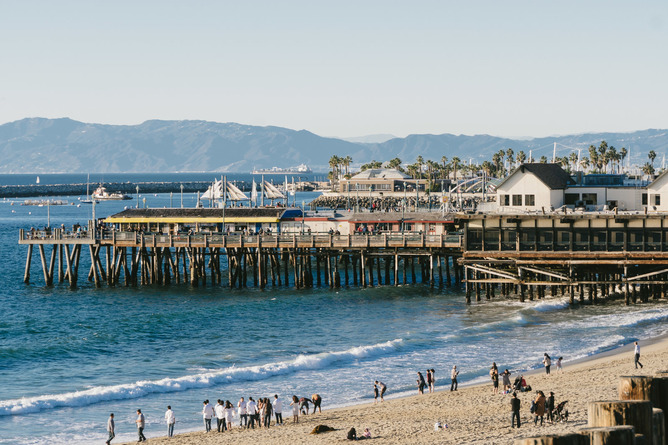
[653,408,665,445]
[514,433,590,445]
[620,374,668,442]
[588,400,654,440]
[578,425,635,445]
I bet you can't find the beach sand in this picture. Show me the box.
[120,337,668,445]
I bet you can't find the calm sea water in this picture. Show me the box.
[0,186,666,444]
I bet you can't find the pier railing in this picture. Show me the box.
[19,229,463,249]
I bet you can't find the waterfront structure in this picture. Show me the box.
[338,168,422,193]
[497,163,646,212]
[646,170,668,210]
[460,212,668,305]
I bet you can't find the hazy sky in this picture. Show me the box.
[1,1,666,138]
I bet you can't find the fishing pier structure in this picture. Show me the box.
[461,212,668,305]
[19,208,464,290]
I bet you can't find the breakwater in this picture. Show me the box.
[0,181,250,198]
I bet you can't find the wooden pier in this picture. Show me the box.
[19,228,464,290]
[459,213,668,305]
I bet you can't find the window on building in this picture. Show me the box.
[525,194,535,206]
[512,194,522,206]
[500,194,510,206]
[642,193,648,205]
[582,193,597,205]
[654,194,661,206]
[565,193,579,205]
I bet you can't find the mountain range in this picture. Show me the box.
[0,118,665,173]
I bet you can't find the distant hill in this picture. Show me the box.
[0,118,665,173]
[341,134,397,144]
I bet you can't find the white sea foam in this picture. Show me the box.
[529,298,571,312]
[0,338,403,416]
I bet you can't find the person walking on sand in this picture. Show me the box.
[634,341,644,369]
[490,363,499,394]
[273,395,283,425]
[417,371,426,394]
[165,405,175,437]
[451,366,459,391]
[238,397,247,428]
[246,397,257,429]
[136,409,147,442]
[215,399,226,432]
[374,381,387,402]
[534,391,546,425]
[556,356,563,372]
[543,353,552,375]
[290,395,300,423]
[429,369,436,392]
[106,413,115,445]
[374,383,379,403]
[510,392,521,428]
[311,394,322,414]
[426,369,433,393]
[202,400,214,432]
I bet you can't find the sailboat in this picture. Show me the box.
[36,176,40,184]
[80,174,98,204]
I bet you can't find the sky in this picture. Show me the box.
[0,0,666,138]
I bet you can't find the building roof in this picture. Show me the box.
[105,207,302,224]
[348,212,455,223]
[497,163,575,190]
[648,169,668,189]
[349,168,411,180]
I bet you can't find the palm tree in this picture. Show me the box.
[441,156,448,179]
[648,150,657,168]
[539,156,548,164]
[388,157,402,169]
[580,156,590,172]
[620,147,628,171]
[569,152,578,171]
[450,157,461,183]
[506,148,514,169]
[642,162,655,176]
[516,151,527,166]
[416,156,424,179]
[329,155,341,183]
[588,145,599,173]
[342,156,352,176]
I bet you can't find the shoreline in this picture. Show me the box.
[118,332,668,445]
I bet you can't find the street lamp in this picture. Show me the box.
[416,180,419,211]
[136,186,140,208]
[180,184,184,208]
[401,198,406,233]
[170,191,173,208]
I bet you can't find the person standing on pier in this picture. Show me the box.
[451,366,459,391]
[105,413,115,445]
[634,341,644,369]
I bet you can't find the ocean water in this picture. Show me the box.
[0,190,667,444]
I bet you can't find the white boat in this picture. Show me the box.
[92,186,131,201]
[251,164,312,174]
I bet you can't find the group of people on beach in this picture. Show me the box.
[104,394,322,443]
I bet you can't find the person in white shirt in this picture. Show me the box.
[237,397,247,428]
[224,401,235,428]
[634,341,643,369]
[273,394,283,425]
[106,413,115,445]
[214,399,226,432]
[202,400,214,432]
[451,366,459,391]
[245,397,258,429]
[164,406,175,437]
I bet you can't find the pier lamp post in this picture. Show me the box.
[180,184,184,208]
[301,201,306,234]
[347,182,350,210]
[136,186,140,209]
[170,192,173,208]
[416,180,420,211]
[356,185,359,212]
[403,181,407,208]
[401,198,406,233]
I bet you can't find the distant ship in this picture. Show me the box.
[92,186,132,201]
[251,164,312,174]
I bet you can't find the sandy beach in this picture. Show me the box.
[120,337,668,445]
